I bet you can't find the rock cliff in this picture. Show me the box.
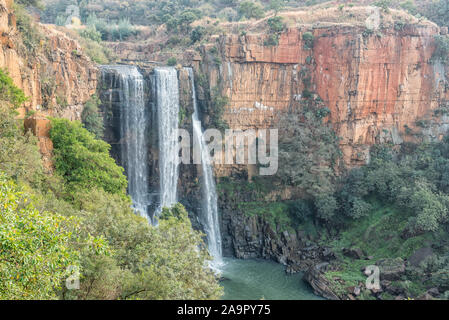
[1,0,98,169]
[1,1,97,117]
[198,19,449,167]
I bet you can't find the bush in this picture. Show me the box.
[267,16,286,34]
[14,3,45,56]
[49,118,127,196]
[315,193,338,222]
[0,172,79,299]
[190,26,206,43]
[238,1,265,20]
[167,57,177,66]
[303,32,315,50]
[289,200,313,223]
[0,69,28,107]
[79,26,102,43]
[408,181,449,232]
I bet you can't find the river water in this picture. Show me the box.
[220,258,322,300]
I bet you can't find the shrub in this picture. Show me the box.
[49,118,127,196]
[0,172,79,299]
[238,1,265,20]
[315,193,338,222]
[289,200,313,223]
[0,69,28,107]
[167,57,177,66]
[408,181,449,232]
[303,32,315,50]
[14,3,45,56]
[190,26,206,43]
[267,16,286,34]
[80,26,102,43]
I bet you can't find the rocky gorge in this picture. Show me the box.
[2,0,449,300]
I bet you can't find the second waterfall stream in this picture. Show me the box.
[187,68,223,268]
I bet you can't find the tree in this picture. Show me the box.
[278,104,341,198]
[64,193,223,300]
[0,69,28,107]
[49,118,128,196]
[408,181,449,232]
[269,0,286,16]
[190,26,206,43]
[0,172,79,299]
[238,1,265,20]
[315,193,338,222]
[267,16,285,33]
[424,0,449,28]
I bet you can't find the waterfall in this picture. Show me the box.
[101,65,150,219]
[153,68,180,215]
[187,68,223,267]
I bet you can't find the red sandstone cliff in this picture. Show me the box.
[1,0,98,170]
[198,17,448,167]
[0,0,97,117]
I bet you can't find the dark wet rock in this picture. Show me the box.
[303,263,340,300]
[342,247,365,260]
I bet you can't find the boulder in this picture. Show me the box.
[427,288,440,297]
[342,247,365,259]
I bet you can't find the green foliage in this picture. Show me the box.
[400,0,418,16]
[407,181,449,232]
[14,3,45,56]
[278,103,341,198]
[167,57,177,66]
[302,32,315,50]
[0,105,44,187]
[0,69,28,107]
[422,0,449,28]
[238,1,265,20]
[264,16,286,47]
[83,14,138,42]
[49,118,127,196]
[432,35,449,64]
[81,95,104,139]
[190,26,206,43]
[315,193,338,222]
[269,0,286,15]
[0,173,78,299]
[79,26,102,43]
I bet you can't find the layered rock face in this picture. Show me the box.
[1,0,98,170]
[0,0,97,118]
[201,24,449,166]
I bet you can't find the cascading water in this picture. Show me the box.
[187,68,223,267]
[153,68,180,215]
[101,65,150,219]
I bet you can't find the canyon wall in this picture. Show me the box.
[199,24,449,167]
[1,0,98,170]
[1,0,97,117]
